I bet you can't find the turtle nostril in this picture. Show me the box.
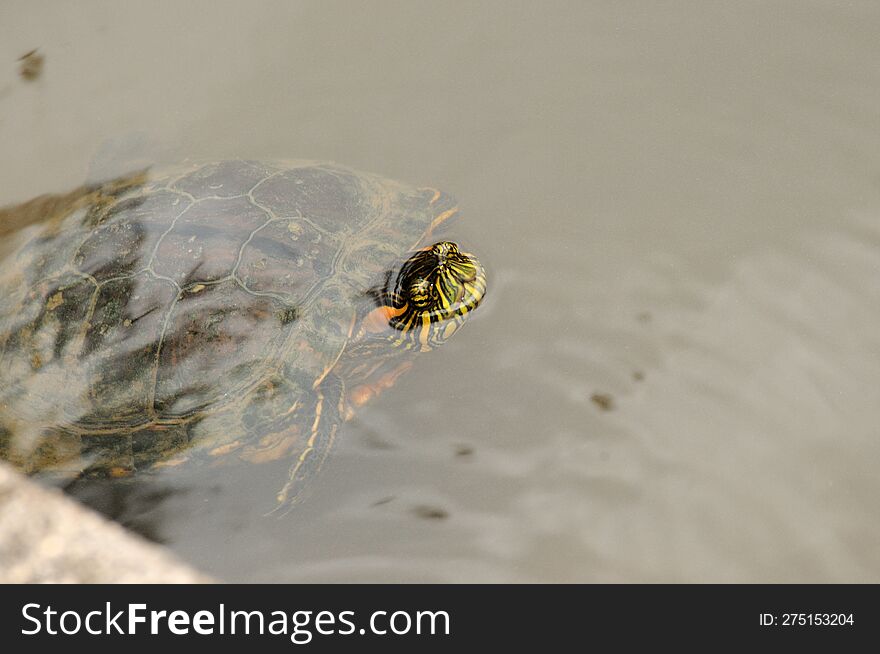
[432,241,458,267]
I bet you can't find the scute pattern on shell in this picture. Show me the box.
[0,160,450,476]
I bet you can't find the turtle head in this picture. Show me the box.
[364,241,487,352]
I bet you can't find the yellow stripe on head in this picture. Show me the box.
[370,241,486,352]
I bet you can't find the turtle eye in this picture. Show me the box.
[408,278,434,309]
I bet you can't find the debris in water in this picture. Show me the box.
[413,505,449,520]
[18,49,44,81]
[590,392,615,411]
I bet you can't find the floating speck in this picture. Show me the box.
[590,392,615,411]
[413,505,449,520]
[18,49,44,81]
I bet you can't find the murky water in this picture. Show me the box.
[2,1,880,582]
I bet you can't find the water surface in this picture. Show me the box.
[2,1,880,582]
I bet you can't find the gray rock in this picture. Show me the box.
[0,462,210,583]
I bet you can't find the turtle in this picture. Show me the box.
[0,159,487,513]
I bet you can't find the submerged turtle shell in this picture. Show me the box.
[0,160,456,476]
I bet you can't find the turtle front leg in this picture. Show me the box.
[267,374,345,517]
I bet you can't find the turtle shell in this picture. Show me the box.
[0,160,462,481]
